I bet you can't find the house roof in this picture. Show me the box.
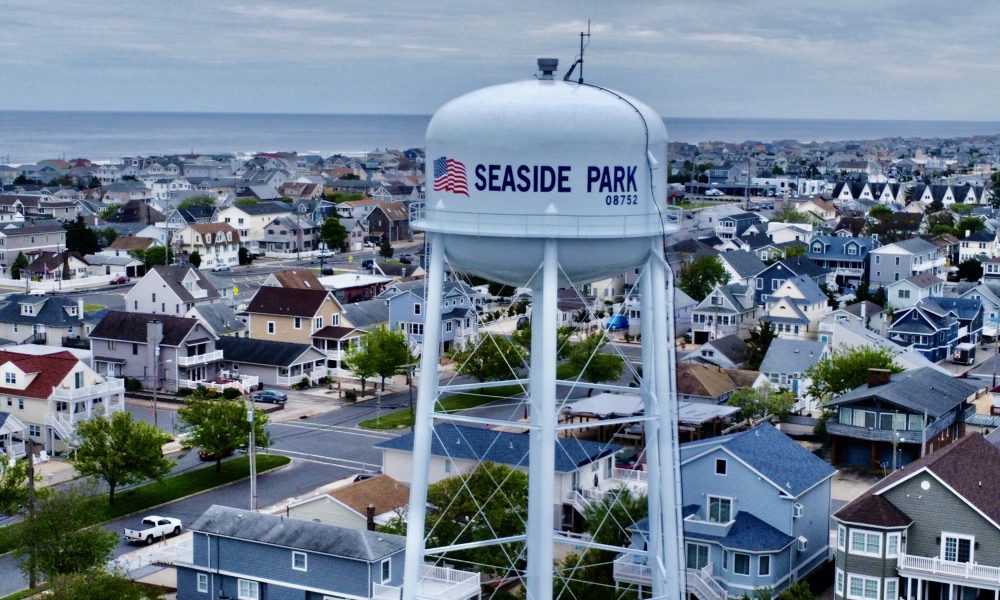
[836,434,1000,528]
[718,250,766,279]
[926,296,982,321]
[758,340,827,374]
[833,493,911,528]
[183,222,241,246]
[231,201,292,216]
[891,237,939,254]
[826,367,977,417]
[675,363,759,399]
[0,294,86,328]
[341,298,390,329]
[312,325,362,340]
[215,336,319,368]
[326,475,410,518]
[774,273,828,306]
[0,350,80,400]
[840,301,884,319]
[696,334,747,366]
[768,256,830,280]
[375,423,619,473]
[191,504,404,561]
[245,286,333,318]
[26,250,87,273]
[899,272,943,290]
[148,265,221,303]
[89,311,199,346]
[630,509,794,552]
[105,236,157,251]
[268,268,324,290]
[190,303,244,336]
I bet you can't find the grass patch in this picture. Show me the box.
[358,384,525,430]
[83,303,105,312]
[0,455,289,555]
[0,587,45,600]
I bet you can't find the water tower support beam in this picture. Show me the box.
[650,245,686,599]
[640,260,666,599]
[402,232,446,600]
[526,238,558,600]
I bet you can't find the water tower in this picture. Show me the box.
[404,58,683,600]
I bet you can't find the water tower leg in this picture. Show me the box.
[526,239,558,600]
[402,232,446,600]
[640,258,666,600]
[650,245,685,599]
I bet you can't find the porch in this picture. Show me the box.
[899,553,1000,596]
[45,378,126,449]
[613,554,725,600]
[0,413,26,459]
[276,363,328,388]
[177,370,260,395]
[371,563,481,600]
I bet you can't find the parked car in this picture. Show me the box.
[124,516,182,545]
[109,275,128,285]
[320,267,335,276]
[705,188,725,197]
[361,258,375,269]
[211,264,231,272]
[614,449,644,470]
[250,389,288,404]
[399,253,415,264]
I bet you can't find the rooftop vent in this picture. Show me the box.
[537,58,558,80]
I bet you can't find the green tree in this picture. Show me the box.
[951,203,973,215]
[771,165,784,175]
[97,227,119,249]
[991,173,1000,209]
[744,320,777,370]
[344,342,377,396]
[727,383,795,422]
[958,258,984,282]
[782,581,816,600]
[188,250,202,269]
[14,489,118,581]
[179,398,270,472]
[561,333,625,390]
[10,252,28,280]
[63,216,100,255]
[819,283,839,308]
[361,326,413,391]
[868,205,892,221]
[451,334,524,382]
[511,325,574,359]
[320,216,349,252]
[233,197,259,206]
[955,216,985,238]
[379,236,394,259]
[0,459,31,517]
[805,346,904,403]
[771,208,811,223]
[50,569,165,599]
[139,246,173,266]
[783,245,806,259]
[177,195,216,209]
[73,411,173,505]
[238,246,253,265]
[677,255,730,302]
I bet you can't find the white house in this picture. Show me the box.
[764,274,833,340]
[173,222,241,270]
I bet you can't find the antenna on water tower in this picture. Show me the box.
[563,19,591,84]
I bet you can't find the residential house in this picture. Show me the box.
[24,251,89,280]
[83,253,145,278]
[716,212,762,241]
[796,198,838,222]
[244,286,345,347]
[259,215,318,255]
[125,265,222,316]
[820,301,886,337]
[888,298,982,362]
[365,202,410,242]
[825,368,977,468]
[100,235,161,258]
[262,268,324,290]
[691,283,757,344]
[214,202,292,254]
[160,205,216,231]
[885,273,945,310]
[717,251,766,288]
[174,504,480,600]
[957,282,1000,338]
[832,434,1000,600]
[0,224,67,276]
[764,274,833,340]
[285,475,409,530]
[614,423,835,599]
[215,337,328,388]
[681,334,747,370]
[958,230,998,263]
[758,339,828,415]
[172,222,241,270]
[676,362,764,404]
[928,297,984,344]
[311,325,364,374]
[0,349,125,453]
[754,257,831,306]
[805,235,875,289]
[186,303,246,338]
[0,295,91,347]
[816,319,948,374]
[384,281,478,354]
[869,238,945,288]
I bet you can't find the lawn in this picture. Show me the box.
[83,303,105,312]
[358,384,525,430]
[0,454,289,555]
[0,587,43,600]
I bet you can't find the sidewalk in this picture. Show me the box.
[32,438,189,489]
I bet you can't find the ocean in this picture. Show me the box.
[3,110,1000,164]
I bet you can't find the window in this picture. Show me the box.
[74,372,83,389]
[886,533,900,558]
[414,303,422,316]
[942,533,973,563]
[292,551,307,571]
[197,573,208,593]
[152,293,156,303]
[715,458,727,475]
[898,289,910,299]
[758,555,770,576]
[267,321,275,334]
[838,525,846,551]
[836,569,845,596]
[4,373,14,385]
[444,459,453,474]
[895,256,900,266]
[381,557,391,583]
[733,553,750,575]
[847,575,880,600]
[850,530,882,556]
[445,321,453,333]
[707,496,732,523]
[314,317,323,330]
[237,579,259,600]
[18,399,23,410]
[332,314,340,326]
[294,317,301,329]
[884,578,897,600]
[687,543,709,569]
[875,255,880,264]
[29,424,39,437]
[132,342,138,355]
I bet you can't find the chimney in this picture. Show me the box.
[77,297,84,317]
[861,301,867,322]
[147,319,164,349]
[366,504,376,531]
[868,368,892,388]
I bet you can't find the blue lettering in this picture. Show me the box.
[488,164,501,191]
[626,166,637,191]
[474,164,487,191]
[587,166,601,193]
[599,167,612,193]
[613,166,625,192]
[538,166,556,192]
[501,165,516,191]
[517,165,531,192]
[558,166,571,192]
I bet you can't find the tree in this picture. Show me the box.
[0,459,31,517]
[727,383,795,421]
[383,462,528,576]
[512,325,574,359]
[744,320,777,370]
[451,334,524,382]
[320,216,349,252]
[868,205,892,221]
[14,489,118,581]
[771,165,784,176]
[771,208,811,223]
[177,195,216,209]
[49,569,165,600]
[73,411,173,505]
[64,216,100,255]
[360,326,412,391]
[179,397,270,472]
[782,581,816,600]
[818,283,839,308]
[562,333,625,390]
[783,245,806,259]
[188,250,202,269]
[233,197,259,206]
[10,252,28,280]
[379,236,394,259]
[343,342,377,396]
[677,255,730,302]
[238,246,253,265]
[991,173,1000,209]
[958,258,984,282]
[955,216,985,238]
[805,346,904,403]
[139,246,173,267]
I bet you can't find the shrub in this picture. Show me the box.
[176,387,194,397]
[293,377,310,390]
[222,388,241,400]
[318,376,333,385]
[124,378,143,392]
[345,389,358,402]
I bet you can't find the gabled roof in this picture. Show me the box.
[191,504,403,561]
[147,265,220,303]
[105,236,157,251]
[891,237,939,254]
[694,334,747,366]
[375,423,619,473]
[245,286,335,318]
[216,336,320,367]
[325,475,409,518]
[897,272,942,290]
[227,201,292,216]
[717,250,766,279]
[675,363,760,399]
[632,510,795,552]
[826,367,977,417]
[772,273,828,305]
[182,222,241,246]
[834,494,911,528]
[762,256,830,280]
[0,350,80,400]
[268,268,323,290]
[758,339,827,374]
[341,298,390,329]
[89,311,199,346]
[190,303,244,336]
[0,294,86,328]
[926,296,982,321]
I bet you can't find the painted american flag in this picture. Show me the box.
[433,156,469,196]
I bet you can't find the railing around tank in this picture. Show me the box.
[415,206,682,237]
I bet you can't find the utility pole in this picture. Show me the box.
[248,399,257,511]
[26,443,36,589]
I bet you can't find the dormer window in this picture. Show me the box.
[4,373,14,385]
[20,304,33,316]
[812,242,823,253]
[847,245,858,256]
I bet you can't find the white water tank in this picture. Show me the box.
[419,59,677,286]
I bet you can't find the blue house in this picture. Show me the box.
[613,423,835,599]
[174,504,481,600]
[383,280,479,354]
[753,257,831,306]
[804,234,876,290]
[887,297,981,362]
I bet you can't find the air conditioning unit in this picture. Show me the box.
[793,503,804,519]
[797,536,808,552]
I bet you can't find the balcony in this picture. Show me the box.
[371,564,481,600]
[898,553,1000,586]
[826,406,972,444]
[50,378,125,402]
[177,349,224,367]
[912,258,946,274]
[177,372,259,395]
[613,556,725,600]
[61,336,90,350]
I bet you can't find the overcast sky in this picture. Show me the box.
[2,0,999,121]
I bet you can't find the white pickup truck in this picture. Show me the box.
[123,515,182,545]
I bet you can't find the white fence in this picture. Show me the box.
[0,273,117,292]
